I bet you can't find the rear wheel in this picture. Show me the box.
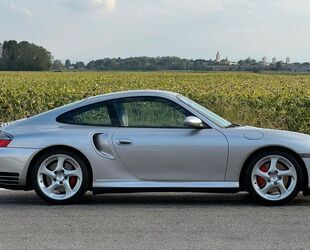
[32,150,90,204]
[246,151,302,205]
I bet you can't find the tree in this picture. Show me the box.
[75,61,85,70]
[65,59,71,68]
[238,57,256,66]
[51,60,64,71]
[0,43,4,70]
[86,60,95,70]
[276,61,282,71]
[0,40,52,71]
[1,40,19,70]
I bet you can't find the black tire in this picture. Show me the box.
[32,149,90,205]
[245,150,302,205]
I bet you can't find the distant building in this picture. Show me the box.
[261,56,268,65]
[216,51,220,62]
[272,57,277,64]
[221,57,229,65]
[286,57,290,64]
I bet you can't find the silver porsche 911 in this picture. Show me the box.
[0,90,310,205]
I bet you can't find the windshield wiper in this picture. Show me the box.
[225,123,241,128]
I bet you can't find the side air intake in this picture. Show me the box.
[0,172,19,185]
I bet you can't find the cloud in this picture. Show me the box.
[55,0,117,13]
[20,7,33,17]
[7,1,32,17]
[106,0,116,12]
[9,2,17,11]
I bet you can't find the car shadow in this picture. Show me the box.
[82,192,310,207]
[0,190,309,207]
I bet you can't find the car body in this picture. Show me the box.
[0,90,310,204]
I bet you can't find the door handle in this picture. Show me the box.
[116,138,133,145]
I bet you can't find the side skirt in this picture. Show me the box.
[92,181,240,195]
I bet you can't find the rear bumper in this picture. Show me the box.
[0,147,38,188]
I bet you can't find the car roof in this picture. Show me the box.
[85,90,180,103]
[15,90,181,123]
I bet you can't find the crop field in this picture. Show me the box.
[0,71,310,134]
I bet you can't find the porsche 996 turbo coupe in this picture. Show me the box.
[0,90,310,205]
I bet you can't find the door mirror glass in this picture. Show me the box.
[184,116,205,129]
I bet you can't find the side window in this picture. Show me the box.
[57,103,112,126]
[113,97,191,128]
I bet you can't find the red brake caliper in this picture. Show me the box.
[69,176,77,189]
[257,164,269,188]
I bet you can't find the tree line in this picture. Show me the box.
[1,40,310,72]
[50,57,310,72]
[61,57,233,71]
[0,40,236,72]
[0,40,51,71]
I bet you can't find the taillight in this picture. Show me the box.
[0,132,13,147]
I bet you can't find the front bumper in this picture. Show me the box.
[0,147,38,187]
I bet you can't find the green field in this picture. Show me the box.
[0,71,310,133]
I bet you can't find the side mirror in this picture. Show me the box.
[184,116,205,129]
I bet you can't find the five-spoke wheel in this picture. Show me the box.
[32,150,89,204]
[246,151,302,205]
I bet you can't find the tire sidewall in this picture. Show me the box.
[246,150,302,205]
[32,149,90,204]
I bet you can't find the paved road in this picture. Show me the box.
[0,190,310,249]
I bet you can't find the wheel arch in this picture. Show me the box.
[26,145,93,190]
[239,146,308,191]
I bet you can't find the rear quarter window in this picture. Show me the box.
[57,102,112,126]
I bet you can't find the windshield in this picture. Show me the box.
[177,95,232,128]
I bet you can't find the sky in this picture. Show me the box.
[1,0,310,63]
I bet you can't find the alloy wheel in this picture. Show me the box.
[251,155,297,201]
[37,154,83,200]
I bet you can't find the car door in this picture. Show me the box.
[111,96,228,181]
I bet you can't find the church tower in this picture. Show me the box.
[216,51,220,62]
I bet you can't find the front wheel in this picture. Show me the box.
[32,150,90,204]
[246,151,302,205]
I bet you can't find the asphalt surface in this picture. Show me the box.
[0,190,310,250]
